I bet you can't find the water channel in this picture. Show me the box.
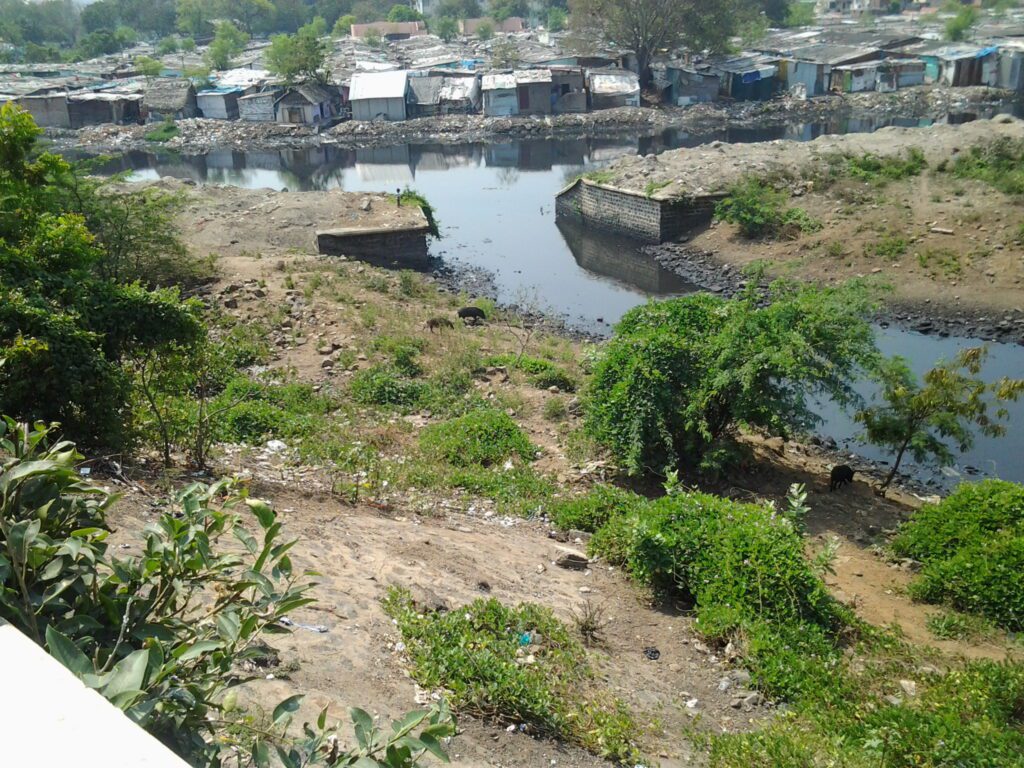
[86,109,1024,487]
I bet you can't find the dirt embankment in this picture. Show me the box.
[48,85,1012,154]
[600,116,1024,343]
[89,181,1021,767]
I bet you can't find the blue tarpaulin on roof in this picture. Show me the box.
[741,71,761,83]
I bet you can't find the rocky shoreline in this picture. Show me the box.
[49,85,1016,155]
[648,242,1024,346]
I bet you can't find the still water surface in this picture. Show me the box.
[94,114,1023,485]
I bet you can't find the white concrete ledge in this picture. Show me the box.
[0,620,191,768]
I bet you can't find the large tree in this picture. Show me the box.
[265,18,330,83]
[568,0,759,86]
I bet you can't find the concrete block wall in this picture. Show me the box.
[556,179,720,243]
[317,226,431,268]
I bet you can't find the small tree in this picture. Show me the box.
[157,35,180,55]
[477,20,494,39]
[547,7,567,31]
[585,277,880,475]
[856,348,1024,489]
[180,36,196,53]
[333,13,357,35]
[135,55,163,79]
[491,36,521,67]
[265,19,330,84]
[433,15,459,41]
[364,26,384,47]
[946,5,978,41]
[389,4,424,21]
[205,21,249,71]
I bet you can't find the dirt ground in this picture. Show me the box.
[102,183,1021,766]
[605,116,1024,317]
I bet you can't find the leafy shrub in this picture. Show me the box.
[846,149,926,183]
[383,588,643,763]
[542,397,567,421]
[714,179,821,239]
[144,120,179,142]
[419,409,534,467]
[445,465,555,517]
[893,480,1024,631]
[584,280,878,474]
[215,377,334,443]
[866,234,908,259]
[351,365,428,408]
[485,353,577,392]
[373,335,425,377]
[548,484,645,532]
[0,419,454,767]
[947,137,1024,196]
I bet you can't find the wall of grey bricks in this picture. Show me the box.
[555,180,722,243]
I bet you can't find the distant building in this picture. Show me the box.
[586,69,641,109]
[67,91,142,127]
[238,89,279,122]
[350,21,427,41]
[274,84,336,125]
[196,87,243,120]
[709,55,779,101]
[663,66,720,105]
[17,93,71,128]
[407,75,443,118]
[481,73,518,116]
[550,67,587,113]
[349,71,410,121]
[460,17,527,35]
[514,69,554,114]
[438,75,481,114]
[143,78,198,122]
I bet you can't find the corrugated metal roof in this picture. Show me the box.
[439,77,479,101]
[482,73,516,90]
[407,76,442,105]
[349,70,409,100]
[587,71,639,95]
[514,69,552,84]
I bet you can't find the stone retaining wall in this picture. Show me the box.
[555,179,720,243]
[316,224,432,268]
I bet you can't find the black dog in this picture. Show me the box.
[457,306,486,324]
[829,464,855,492]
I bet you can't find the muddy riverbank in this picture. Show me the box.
[49,85,1015,155]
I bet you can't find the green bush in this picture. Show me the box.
[485,353,577,392]
[584,281,878,474]
[372,335,425,377]
[893,480,1024,562]
[419,409,534,467]
[893,480,1024,631]
[948,137,1024,196]
[144,120,179,142]
[714,179,821,239]
[351,365,427,408]
[214,377,334,443]
[846,149,926,183]
[548,484,645,532]
[0,420,454,767]
[383,588,643,763]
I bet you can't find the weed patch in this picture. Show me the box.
[216,377,335,443]
[419,409,534,467]
[485,353,577,392]
[350,365,428,408]
[946,137,1024,196]
[866,234,909,260]
[548,483,645,532]
[144,121,179,142]
[917,247,962,278]
[383,588,643,763]
[715,179,821,240]
[846,149,927,184]
[895,480,1024,632]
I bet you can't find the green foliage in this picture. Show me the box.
[0,105,202,448]
[136,55,163,78]
[397,187,440,237]
[584,280,878,475]
[205,21,249,70]
[217,377,336,444]
[783,0,816,26]
[388,4,423,21]
[715,179,821,239]
[351,365,428,408]
[926,610,995,641]
[846,148,927,183]
[363,26,383,47]
[156,34,180,54]
[333,13,357,34]
[946,137,1024,196]
[485,353,577,392]
[265,18,330,83]
[476,20,494,39]
[0,419,453,767]
[144,120,180,142]
[383,588,643,763]
[542,397,567,421]
[946,5,978,41]
[432,15,459,42]
[547,483,644,532]
[856,348,1023,488]
[892,480,1024,631]
[547,7,567,30]
[866,233,908,260]
[419,409,534,467]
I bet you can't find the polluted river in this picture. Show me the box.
[88,113,1024,488]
